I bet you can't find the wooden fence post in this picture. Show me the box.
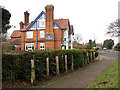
[85,53,87,65]
[71,55,74,71]
[46,57,49,77]
[90,52,93,63]
[98,53,100,61]
[87,53,89,64]
[31,58,35,84]
[56,56,59,75]
[65,55,67,72]
[93,52,96,62]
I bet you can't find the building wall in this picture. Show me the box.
[13,28,72,51]
[20,28,63,51]
[45,41,54,50]
[13,27,72,51]
[71,34,74,49]
[54,28,62,49]
[63,28,69,49]
[21,32,25,51]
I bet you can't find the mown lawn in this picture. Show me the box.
[88,60,118,88]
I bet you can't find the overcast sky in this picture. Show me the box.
[0,0,119,44]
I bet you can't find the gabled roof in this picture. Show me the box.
[19,11,72,32]
[54,19,69,29]
[11,30,21,38]
[20,11,45,32]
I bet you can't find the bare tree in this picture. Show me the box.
[107,19,120,37]
[73,34,82,44]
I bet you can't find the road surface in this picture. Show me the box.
[99,50,119,59]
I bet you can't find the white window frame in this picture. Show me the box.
[26,31,33,39]
[25,43,34,51]
[40,31,45,38]
[40,43,45,51]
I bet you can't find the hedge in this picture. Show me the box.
[2,49,98,82]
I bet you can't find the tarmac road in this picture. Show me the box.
[99,50,119,59]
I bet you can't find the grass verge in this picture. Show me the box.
[87,60,118,88]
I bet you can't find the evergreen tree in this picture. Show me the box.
[1,6,11,34]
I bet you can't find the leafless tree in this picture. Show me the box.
[107,19,120,37]
[73,33,82,44]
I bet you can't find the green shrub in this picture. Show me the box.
[83,52,87,64]
[33,51,47,80]
[59,55,65,73]
[72,50,84,68]
[2,49,98,82]
[2,52,31,81]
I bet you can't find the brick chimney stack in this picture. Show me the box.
[45,5,54,32]
[45,5,54,50]
[19,21,24,29]
[24,11,29,26]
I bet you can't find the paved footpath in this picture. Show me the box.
[37,55,116,88]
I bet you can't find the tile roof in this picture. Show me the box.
[11,30,21,38]
[11,38,21,45]
[18,19,71,31]
[54,19,69,29]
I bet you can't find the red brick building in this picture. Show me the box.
[11,5,74,51]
